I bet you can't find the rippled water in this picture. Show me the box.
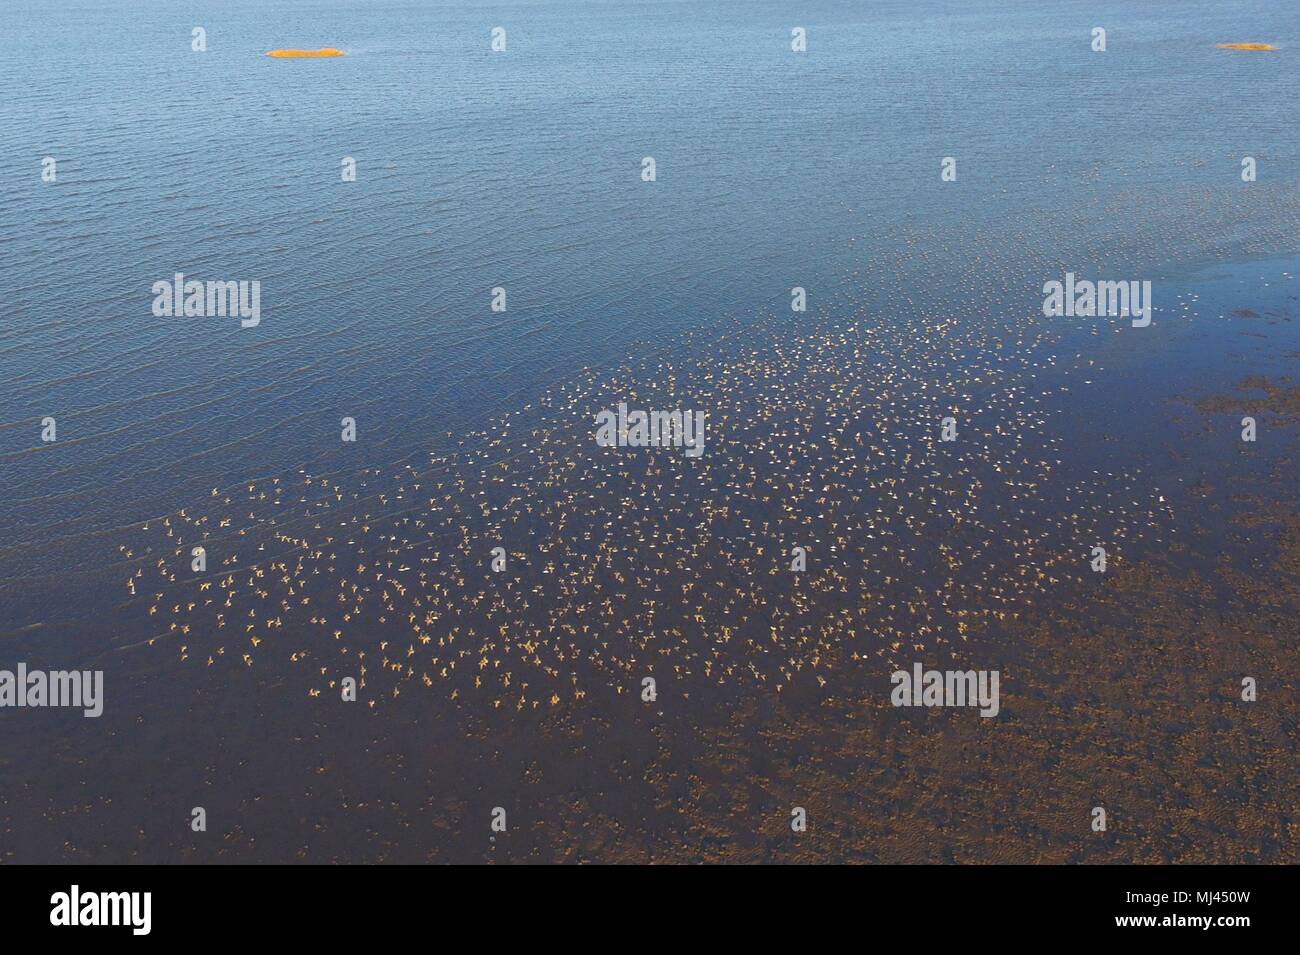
[1,0,1298,866]
[1,0,1296,623]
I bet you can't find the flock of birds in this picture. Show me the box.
[113,265,1176,711]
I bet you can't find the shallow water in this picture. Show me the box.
[2,0,1296,614]
[0,0,1296,862]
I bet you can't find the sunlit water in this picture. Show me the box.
[1,0,1296,629]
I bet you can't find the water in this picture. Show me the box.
[0,0,1296,862]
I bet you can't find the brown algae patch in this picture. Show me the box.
[1216,43,1278,51]
[1195,376,1300,420]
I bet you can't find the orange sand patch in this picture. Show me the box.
[1216,42,1277,51]
[266,48,346,58]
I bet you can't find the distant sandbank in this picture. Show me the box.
[266,48,345,58]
